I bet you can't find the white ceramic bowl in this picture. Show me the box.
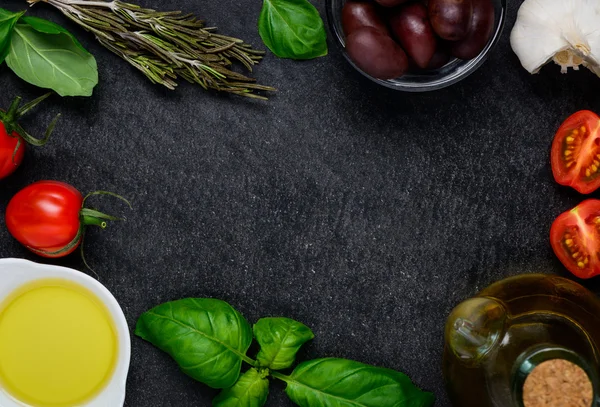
[0,258,130,407]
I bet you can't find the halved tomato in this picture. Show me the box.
[550,199,600,279]
[551,110,600,194]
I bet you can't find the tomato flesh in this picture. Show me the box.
[551,110,600,194]
[6,181,83,257]
[0,121,25,180]
[550,199,600,279]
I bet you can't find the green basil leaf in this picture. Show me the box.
[254,317,314,370]
[258,0,327,60]
[136,298,253,389]
[0,9,24,63]
[6,23,98,97]
[19,16,87,52]
[213,368,270,407]
[284,358,435,407]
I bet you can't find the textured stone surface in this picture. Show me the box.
[2,0,600,406]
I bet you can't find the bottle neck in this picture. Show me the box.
[511,346,599,407]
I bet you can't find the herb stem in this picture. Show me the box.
[37,0,115,9]
[243,355,258,366]
[271,371,291,383]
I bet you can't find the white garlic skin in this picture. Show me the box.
[510,0,600,76]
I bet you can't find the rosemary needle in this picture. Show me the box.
[28,0,276,99]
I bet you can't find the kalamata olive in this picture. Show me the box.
[374,0,410,8]
[389,3,436,69]
[342,1,387,36]
[407,42,450,72]
[449,0,495,59]
[428,0,473,41]
[346,27,409,79]
[427,44,451,69]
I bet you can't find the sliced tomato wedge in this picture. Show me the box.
[550,199,600,279]
[551,110,600,194]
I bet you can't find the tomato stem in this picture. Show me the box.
[0,94,60,161]
[76,191,132,275]
[81,215,107,228]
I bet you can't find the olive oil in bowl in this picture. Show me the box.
[0,279,119,407]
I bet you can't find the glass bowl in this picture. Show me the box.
[325,0,507,92]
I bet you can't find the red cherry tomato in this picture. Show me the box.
[0,121,25,179]
[6,181,130,260]
[551,110,600,194]
[6,181,84,257]
[550,199,600,279]
[0,94,58,180]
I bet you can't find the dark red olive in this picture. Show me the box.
[427,44,451,69]
[449,0,494,59]
[374,0,410,8]
[342,1,388,36]
[407,42,451,72]
[389,3,436,69]
[428,0,473,41]
[346,27,409,79]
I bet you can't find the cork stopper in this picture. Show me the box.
[522,359,593,407]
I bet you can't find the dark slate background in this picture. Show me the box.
[2,0,600,405]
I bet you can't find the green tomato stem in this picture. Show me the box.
[0,94,59,149]
[81,215,107,228]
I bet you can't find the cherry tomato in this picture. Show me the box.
[550,199,600,279]
[551,110,600,194]
[0,121,25,179]
[6,181,84,257]
[6,181,130,260]
[0,94,59,180]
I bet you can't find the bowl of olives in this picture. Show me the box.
[326,0,506,91]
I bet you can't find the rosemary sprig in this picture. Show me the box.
[28,0,275,99]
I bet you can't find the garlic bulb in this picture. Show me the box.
[510,0,600,76]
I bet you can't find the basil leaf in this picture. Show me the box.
[136,298,253,389]
[258,0,327,60]
[6,23,98,97]
[19,16,87,52]
[284,358,435,407]
[0,9,24,63]
[254,317,314,370]
[213,368,270,407]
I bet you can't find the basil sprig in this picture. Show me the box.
[0,8,97,97]
[136,298,434,407]
[258,0,327,60]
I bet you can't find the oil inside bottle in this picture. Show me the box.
[443,274,600,407]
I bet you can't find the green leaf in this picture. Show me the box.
[0,9,24,63]
[5,23,98,97]
[284,358,435,407]
[254,317,314,370]
[213,368,270,407]
[19,16,87,52]
[258,0,327,60]
[135,298,253,389]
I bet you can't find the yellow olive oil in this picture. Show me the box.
[0,279,118,407]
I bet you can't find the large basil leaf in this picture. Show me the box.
[213,368,270,407]
[0,9,23,63]
[254,317,314,370]
[6,23,98,96]
[19,16,87,52]
[284,358,435,407]
[135,298,253,389]
[258,0,327,60]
